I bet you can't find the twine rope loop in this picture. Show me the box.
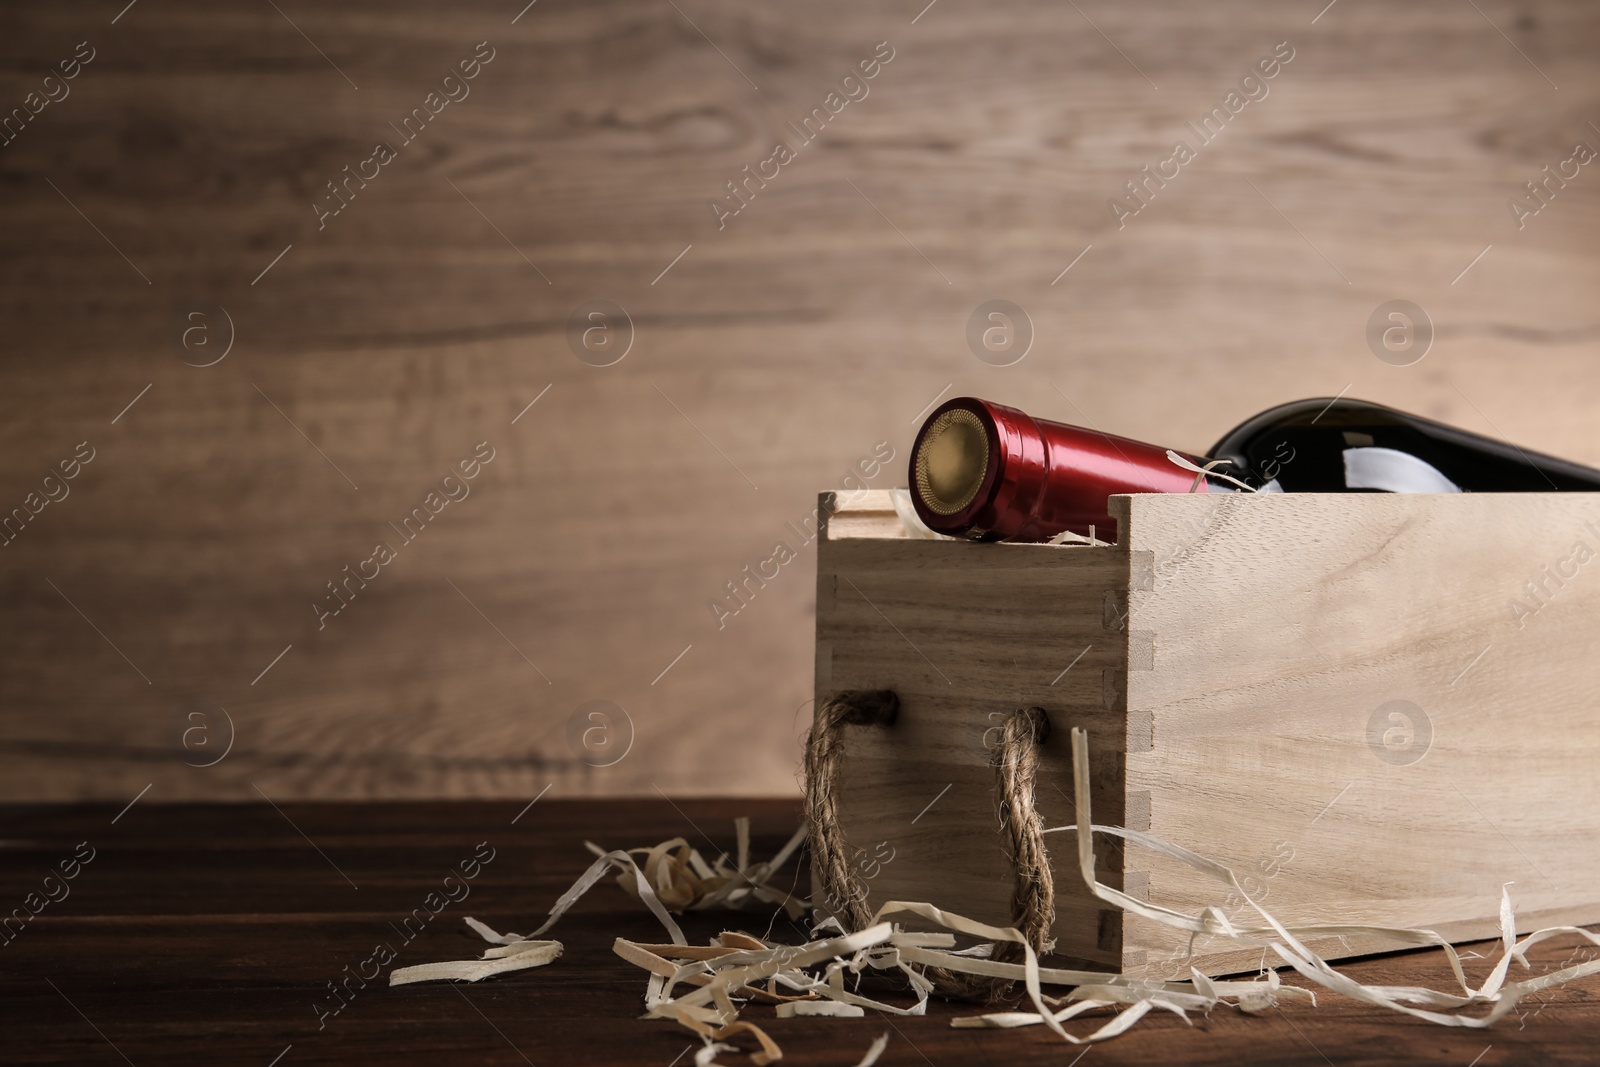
[804,692,1056,1003]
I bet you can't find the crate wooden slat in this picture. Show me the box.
[812,489,1600,978]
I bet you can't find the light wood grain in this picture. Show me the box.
[2,1,1599,800]
[1120,490,1600,977]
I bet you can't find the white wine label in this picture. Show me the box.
[1342,447,1462,493]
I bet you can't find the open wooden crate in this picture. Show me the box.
[811,488,1600,978]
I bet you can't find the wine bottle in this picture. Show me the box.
[908,396,1600,543]
[1207,397,1600,495]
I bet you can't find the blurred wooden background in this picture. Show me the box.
[1,0,1596,800]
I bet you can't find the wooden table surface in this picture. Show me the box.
[4,798,1596,1065]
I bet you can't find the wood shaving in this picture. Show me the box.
[775,1000,863,1017]
[888,488,948,539]
[1164,449,1259,492]
[1046,528,1108,547]
[388,929,561,985]
[388,733,1600,1061]
[853,1031,890,1066]
[591,818,809,921]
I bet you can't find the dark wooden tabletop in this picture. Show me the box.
[3,797,1596,1066]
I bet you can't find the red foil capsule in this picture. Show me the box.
[908,397,1214,542]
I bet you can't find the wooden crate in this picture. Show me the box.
[811,488,1600,978]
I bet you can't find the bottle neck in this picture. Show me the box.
[910,398,1218,541]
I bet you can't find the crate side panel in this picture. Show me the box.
[1118,492,1600,978]
[814,537,1130,968]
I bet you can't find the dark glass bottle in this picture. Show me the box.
[908,395,1600,543]
[1207,398,1600,495]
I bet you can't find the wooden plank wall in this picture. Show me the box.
[1,1,1596,799]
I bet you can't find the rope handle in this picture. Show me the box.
[803,690,897,934]
[803,690,1056,1003]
